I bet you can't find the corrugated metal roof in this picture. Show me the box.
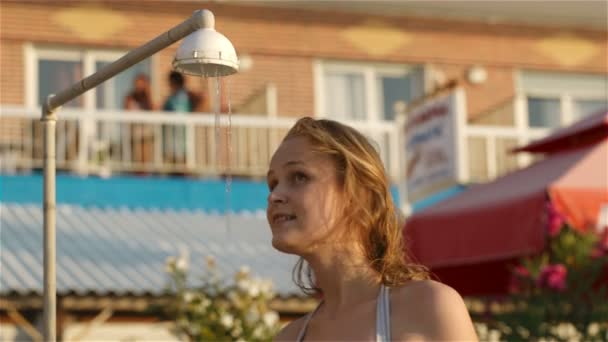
[0,203,302,297]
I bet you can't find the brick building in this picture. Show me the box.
[2,1,606,114]
[1,1,607,340]
[1,1,606,184]
[1,1,607,180]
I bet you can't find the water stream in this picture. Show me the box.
[225,77,232,236]
[208,71,232,237]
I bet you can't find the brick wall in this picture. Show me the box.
[1,0,606,118]
[0,40,23,104]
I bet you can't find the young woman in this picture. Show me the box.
[266,117,478,341]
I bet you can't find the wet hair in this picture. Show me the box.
[169,71,185,88]
[284,117,429,296]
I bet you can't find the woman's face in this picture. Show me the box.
[266,136,345,255]
[134,77,149,92]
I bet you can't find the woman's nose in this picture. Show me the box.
[268,187,287,204]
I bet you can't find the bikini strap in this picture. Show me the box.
[376,284,391,342]
[295,300,323,342]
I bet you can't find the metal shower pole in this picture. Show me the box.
[40,9,213,341]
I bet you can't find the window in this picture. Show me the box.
[324,71,366,121]
[28,46,153,110]
[27,46,154,163]
[469,70,608,182]
[519,71,608,129]
[316,62,426,122]
[527,97,561,128]
[95,60,151,110]
[38,59,83,108]
[378,75,413,121]
[314,62,426,180]
[573,98,608,121]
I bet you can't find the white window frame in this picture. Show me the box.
[313,60,425,122]
[313,60,428,185]
[515,70,607,131]
[511,70,607,167]
[25,44,156,111]
[520,91,605,129]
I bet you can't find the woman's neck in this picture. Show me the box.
[305,246,381,317]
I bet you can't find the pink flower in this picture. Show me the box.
[509,265,531,294]
[599,230,608,251]
[546,202,565,237]
[514,265,530,278]
[592,230,608,258]
[508,280,521,294]
[537,264,568,292]
[591,248,604,259]
[547,215,564,236]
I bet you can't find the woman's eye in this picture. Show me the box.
[267,180,277,191]
[293,172,308,184]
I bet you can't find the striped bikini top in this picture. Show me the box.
[295,284,391,342]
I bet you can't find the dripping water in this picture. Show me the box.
[225,77,232,236]
[214,69,221,177]
[200,67,234,238]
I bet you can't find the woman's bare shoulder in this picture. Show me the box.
[392,279,460,300]
[391,280,478,341]
[273,314,308,341]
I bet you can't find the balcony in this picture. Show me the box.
[0,104,546,198]
[0,106,402,181]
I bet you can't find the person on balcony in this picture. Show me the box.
[125,73,155,170]
[162,71,193,168]
[267,117,478,341]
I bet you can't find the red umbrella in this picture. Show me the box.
[405,111,608,295]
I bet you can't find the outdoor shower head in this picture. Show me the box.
[173,9,239,77]
[40,9,240,341]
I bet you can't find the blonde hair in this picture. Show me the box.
[284,117,429,296]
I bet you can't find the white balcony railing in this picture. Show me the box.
[0,104,548,186]
[0,106,401,181]
[464,125,548,182]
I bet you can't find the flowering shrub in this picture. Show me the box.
[162,254,281,341]
[485,202,608,341]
